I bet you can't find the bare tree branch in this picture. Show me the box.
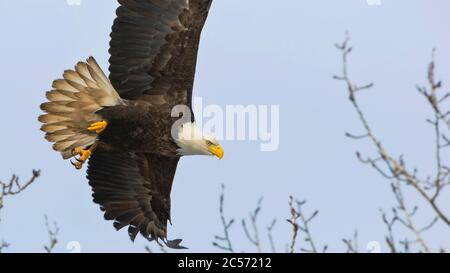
[0,170,40,218]
[242,197,263,252]
[210,34,448,254]
[377,181,439,253]
[0,170,40,251]
[212,184,235,253]
[287,196,300,253]
[335,34,449,253]
[391,182,436,252]
[43,215,59,253]
[267,219,277,253]
[380,208,398,253]
[287,197,325,253]
[334,34,450,227]
[342,230,359,253]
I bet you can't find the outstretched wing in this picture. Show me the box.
[86,151,184,248]
[109,0,213,106]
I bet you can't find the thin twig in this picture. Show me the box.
[0,170,41,219]
[295,200,320,253]
[43,215,59,253]
[287,197,324,253]
[0,170,40,250]
[287,196,300,253]
[242,197,263,252]
[380,209,398,253]
[390,182,435,252]
[267,219,277,253]
[212,184,235,252]
[342,230,359,253]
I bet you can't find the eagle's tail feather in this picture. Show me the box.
[39,57,121,159]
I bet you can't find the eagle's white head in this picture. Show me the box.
[174,122,224,159]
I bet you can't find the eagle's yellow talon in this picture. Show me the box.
[72,147,84,156]
[79,150,92,162]
[88,120,108,134]
[71,160,83,170]
[71,147,92,170]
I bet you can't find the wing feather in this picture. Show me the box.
[108,0,213,106]
[87,151,184,248]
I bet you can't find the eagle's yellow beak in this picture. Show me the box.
[209,145,224,160]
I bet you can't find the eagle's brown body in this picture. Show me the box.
[38,0,215,248]
[97,101,180,157]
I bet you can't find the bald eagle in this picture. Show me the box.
[38,0,222,249]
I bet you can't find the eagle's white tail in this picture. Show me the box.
[39,57,122,159]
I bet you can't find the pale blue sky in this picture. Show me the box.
[0,0,449,253]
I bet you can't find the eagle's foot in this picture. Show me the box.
[70,147,92,170]
[88,120,108,134]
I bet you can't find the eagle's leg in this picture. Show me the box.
[70,120,106,170]
[70,143,98,170]
[88,120,108,134]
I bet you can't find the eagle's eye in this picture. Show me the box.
[206,140,214,146]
